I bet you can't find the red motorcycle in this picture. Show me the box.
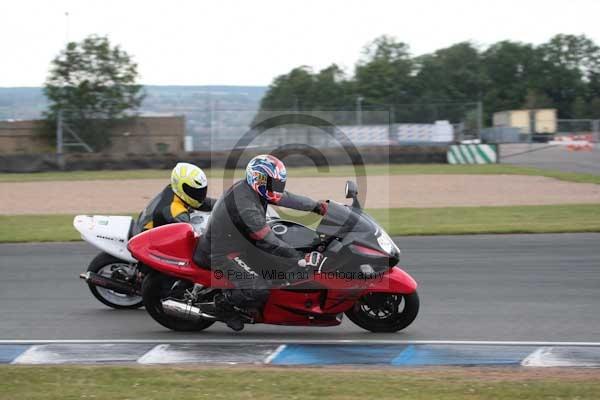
[128,181,419,333]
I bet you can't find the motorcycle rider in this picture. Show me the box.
[136,162,215,232]
[194,154,328,331]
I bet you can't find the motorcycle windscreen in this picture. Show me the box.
[316,201,375,238]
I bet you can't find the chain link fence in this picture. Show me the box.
[187,102,481,151]
[557,119,600,142]
[0,100,482,155]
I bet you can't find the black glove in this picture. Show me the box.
[298,251,327,271]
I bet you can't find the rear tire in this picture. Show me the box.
[87,252,143,309]
[345,291,419,333]
[142,272,215,332]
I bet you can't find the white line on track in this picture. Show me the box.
[522,348,554,367]
[521,347,600,368]
[10,346,41,365]
[137,344,170,364]
[2,340,600,346]
[263,345,287,364]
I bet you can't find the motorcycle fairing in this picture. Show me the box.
[128,203,418,326]
[127,223,234,288]
[74,215,136,263]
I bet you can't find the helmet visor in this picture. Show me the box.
[182,184,207,203]
[267,177,286,194]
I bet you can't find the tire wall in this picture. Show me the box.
[0,145,448,172]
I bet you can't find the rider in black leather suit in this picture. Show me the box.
[194,155,327,330]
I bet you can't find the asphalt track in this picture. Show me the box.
[501,143,600,175]
[1,233,599,341]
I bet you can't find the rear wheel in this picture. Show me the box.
[87,252,143,309]
[345,291,419,333]
[142,272,215,332]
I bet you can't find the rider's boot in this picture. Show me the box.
[214,293,244,331]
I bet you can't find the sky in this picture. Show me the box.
[1,0,600,87]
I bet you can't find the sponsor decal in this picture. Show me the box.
[96,235,125,243]
[233,257,259,277]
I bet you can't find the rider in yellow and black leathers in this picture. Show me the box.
[135,163,215,232]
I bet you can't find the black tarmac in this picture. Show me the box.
[1,233,598,341]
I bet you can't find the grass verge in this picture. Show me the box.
[1,164,599,184]
[1,365,599,400]
[1,204,598,243]
[367,203,600,236]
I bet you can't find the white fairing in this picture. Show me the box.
[266,205,280,221]
[73,215,136,263]
[74,212,212,263]
[189,210,211,233]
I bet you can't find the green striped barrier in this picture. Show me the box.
[447,144,497,164]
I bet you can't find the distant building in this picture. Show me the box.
[0,115,185,155]
[493,109,557,134]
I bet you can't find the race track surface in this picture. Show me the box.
[1,234,599,341]
[501,143,600,175]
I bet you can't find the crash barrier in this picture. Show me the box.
[194,121,455,150]
[326,121,456,145]
[550,135,595,151]
[334,122,454,144]
[395,121,454,143]
[0,144,448,172]
[480,127,523,143]
[1,342,600,367]
[334,125,390,145]
[447,144,498,164]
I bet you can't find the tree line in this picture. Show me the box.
[258,34,600,124]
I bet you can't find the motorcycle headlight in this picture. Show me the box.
[377,231,400,255]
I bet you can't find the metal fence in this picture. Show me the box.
[187,102,481,151]
[482,118,600,144]
[556,119,600,142]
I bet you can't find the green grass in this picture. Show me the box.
[0,169,175,182]
[1,164,599,184]
[2,204,599,243]
[0,365,599,400]
[0,215,84,243]
[368,203,600,236]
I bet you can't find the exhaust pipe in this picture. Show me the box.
[161,299,217,321]
[79,271,138,296]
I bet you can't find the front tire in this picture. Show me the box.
[87,252,143,309]
[142,272,215,332]
[345,291,419,333]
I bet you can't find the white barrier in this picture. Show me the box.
[335,125,390,145]
[334,121,455,145]
[397,120,454,143]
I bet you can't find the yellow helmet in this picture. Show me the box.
[170,162,208,209]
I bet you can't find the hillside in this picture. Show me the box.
[0,85,267,121]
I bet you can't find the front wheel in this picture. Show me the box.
[142,272,215,332]
[345,291,419,333]
[87,252,144,309]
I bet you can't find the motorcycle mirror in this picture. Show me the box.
[345,180,361,209]
[345,180,358,199]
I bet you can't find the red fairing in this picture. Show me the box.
[129,223,418,327]
[261,289,353,326]
[360,266,418,295]
[127,223,232,288]
[259,267,416,325]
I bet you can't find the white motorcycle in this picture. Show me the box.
[75,212,210,309]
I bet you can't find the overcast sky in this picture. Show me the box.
[1,0,599,87]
